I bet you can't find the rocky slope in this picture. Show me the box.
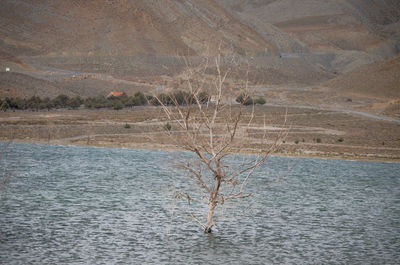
[0,0,399,103]
[324,56,400,100]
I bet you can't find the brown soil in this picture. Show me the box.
[324,56,400,100]
[1,106,399,162]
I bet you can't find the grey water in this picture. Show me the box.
[0,143,399,264]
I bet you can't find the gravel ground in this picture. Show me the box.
[1,106,399,162]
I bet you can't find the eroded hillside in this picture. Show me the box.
[0,0,399,114]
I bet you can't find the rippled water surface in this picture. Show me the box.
[1,143,399,264]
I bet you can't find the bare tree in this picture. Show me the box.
[155,52,288,233]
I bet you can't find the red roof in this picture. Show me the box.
[107,91,124,98]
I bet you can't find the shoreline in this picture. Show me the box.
[2,107,399,164]
[7,138,400,164]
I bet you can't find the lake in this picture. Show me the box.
[0,143,399,264]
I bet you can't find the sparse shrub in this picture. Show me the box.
[151,93,170,106]
[52,94,69,108]
[198,91,210,104]
[150,91,209,106]
[4,97,27,110]
[17,98,28,109]
[113,100,124,110]
[84,97,94,108]
[316,138,321,143]
[295,140,299,144]
[0,100,9,112]
[5,98,14,109]
[125,96,140,107]
[133,92,148,106]
[171,90,192,105]
[255,97,266,105]
[26,96,42,111]
[39,97,53,110]
[337,138,344,142]
[164,122,172,131]
[124,123,131,129]
[67,96,83,109]
[236,92,253,105]
[92,96,108,109]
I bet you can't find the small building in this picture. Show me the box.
[107,91,125,98]
[5,67,10,72]
[210,95,218,103]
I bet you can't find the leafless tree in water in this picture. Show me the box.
[154,52,288,233]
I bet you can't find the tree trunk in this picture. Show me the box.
[205,176,221,233]
[204,201,216,233]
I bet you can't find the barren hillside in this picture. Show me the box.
[219,0,400,72]
[324,56,400,100]
[0,72,72,98]
[0,0,278,57]
[0,0,399,104]
[219,0,400,50]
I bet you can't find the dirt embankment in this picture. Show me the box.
[1,106,399,162]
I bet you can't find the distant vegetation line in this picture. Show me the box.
[0,91,266,112]
[0,92,152,111]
